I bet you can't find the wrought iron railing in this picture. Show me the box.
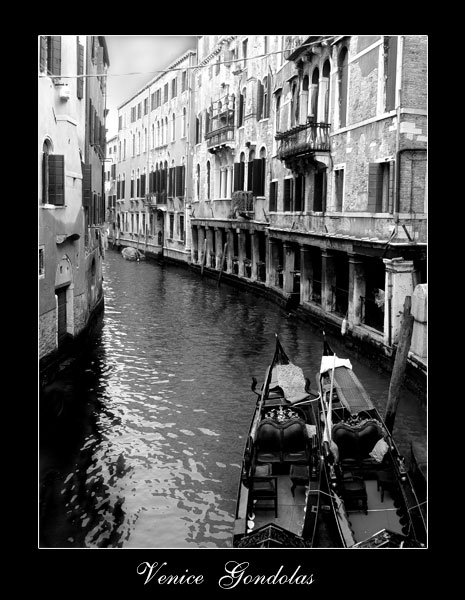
[205,124,235,149]
[275,122,331,160]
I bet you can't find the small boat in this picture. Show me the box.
[317,333,427,548]
[121,247,145,261]
[233,334,323,548]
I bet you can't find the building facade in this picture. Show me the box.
[39,35,109,373]
[105,134,118,243]
[114,50,197,261]
[111,35,427,368]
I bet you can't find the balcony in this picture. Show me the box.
[145,192,167,207]
[205,124,235,152]
[276,122,330,164]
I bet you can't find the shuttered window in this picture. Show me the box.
[256,80,264,120]
[82,163,92,208]
[283,178,293,212]
[233,163,241,192]
[294,175,305,211]
[39,36,47,72]
[238,93,244,126]
[141,173,146,197]
[47,155,65,206]
[367,162,392,212]
[47,36,61,76]
[385,36,398,112]
[252,158,265,196]
[335,169,344,211]
[175,165,184,197]
[130,179,134,198]
[269,181,278,211]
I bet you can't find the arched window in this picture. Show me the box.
[132,134,136,157]
[322,59,331,124]
[137,131,141,155]
[182,107,186,137]
[136,168,140,197]
[301,75,309,123]
[275,90,282,132]
[172,113,176,141]
[122,172,126,199]
[151,124,154,149]
[123,138,126,160]
[42,138,64,206]
[131,170,135,198]
[290,79,299,127]
[165,117,169,144]
[310,68,320,122]
[238,87,246,126]
[206,161,211,200]
[157,121,160,146]
[144,128,147,152]
[119,141,122,161]
[263,76,269,118]
[338,47,349,128]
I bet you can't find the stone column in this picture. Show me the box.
[226,228,235,273]
[238,229,246,277]
[348,252,365,326]
[322,249,336,313]
[383,258,416,346]
[283,242,295,294]
[215,228,223,270]
[206,227,215,268]
[251,231,260,281]
[300,245,312,304]
[411,284,427,360]
[191,225,199,264]
[267,237,278,287]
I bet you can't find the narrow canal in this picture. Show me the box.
[39,248,426,548]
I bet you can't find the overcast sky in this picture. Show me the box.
[104,35,197,139]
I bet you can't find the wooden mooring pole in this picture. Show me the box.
[384,296,414,434]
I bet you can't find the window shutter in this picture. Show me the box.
[122,179,125,199]
[175,165,184,197]
[385,36,398,111]
[81,162,92,208]
[269,181,278,211]
[130,179,134,198]
[50,36,61,76]
[284,178,293,211]
[240,161,245,190]
[256,81,263,121]
[233,163,241,191]
[252,159,262,196]
[77,41,84,98]
[367,163,381,212]
[40,36,47,72]
[117,180,120,199]
[247,160,254,192]
[48,155,65,205]
[239,94,244,125]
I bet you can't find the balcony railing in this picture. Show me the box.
[146,191,167,206]
[276,122,330,160]
[205,124,235,149]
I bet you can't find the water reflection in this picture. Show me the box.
[39,249,426,548]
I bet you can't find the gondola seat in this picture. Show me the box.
[332,421,384,462]
[249,464,278,517]
[281,419,310,464]
[255,419,282,464]
[341,473,368,514]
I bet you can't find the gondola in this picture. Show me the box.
[317,333,427,548]
[232,334,323,548]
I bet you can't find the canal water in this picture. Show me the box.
[39,248,426,548]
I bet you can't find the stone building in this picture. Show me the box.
[39,35,109,374]
[189,35,427,369]
[114,50,197,261]
[104,134,118,243]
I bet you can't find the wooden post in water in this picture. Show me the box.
[217,242,228,287]
[385,296,414,434]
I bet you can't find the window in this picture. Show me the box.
[313,169,327,212]
[144,98,148,115]
[283,178,293,212]
[181,70,187,92]
[242,39,248,69]
[164,83,169,103]
[39,247,45,277]
[368,162,393,212]
[76,38,84,99]
[179,214,185,241]
[238,88,246,126]
[42,141,65,206]
[151,92,156,111]
[338,47,349,128]
[169,214,174,239]
[275,91,281,132]
[171,77,177,98]
[136,169,140,197]
[131,106,136,123]
[216,56,221,76]
[206,161,211,199]
[172,113,176,141]
[39,36,61,76]
[294,174,305,211]
[384,36,398,111]
[137,131,141,155]
[196,164,200,198]
[233,153,246,191]
[137,102,142,119]
[269,181,278,211]
[182,107,187,137]
[118,115,122,131]
[334,168,344,210]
